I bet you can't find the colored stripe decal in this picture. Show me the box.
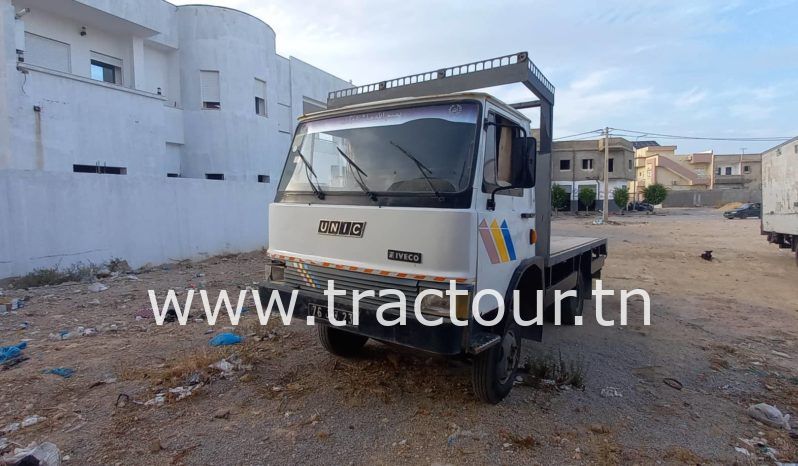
[500,220,516,261]
[478,219,501,264]
[490,219,510,263]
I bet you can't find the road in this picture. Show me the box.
[0,208,796,464]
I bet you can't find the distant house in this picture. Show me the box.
[552,137,636,210]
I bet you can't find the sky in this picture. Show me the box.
[173,0,798,153]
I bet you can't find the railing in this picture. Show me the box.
[328,52,555,102]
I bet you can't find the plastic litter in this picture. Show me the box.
[747,403,792,430]
[0,342,27,364]
[21,415,45,428]
[0,441,61,466]
[600,387,623,398]
[87,282,108,292]
[209,333,242,347]
[44,368,75,378]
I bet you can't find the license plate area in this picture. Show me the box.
[309,303,356,327]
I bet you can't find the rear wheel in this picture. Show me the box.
[472,322,521,404]
[560,273,586,325]
[318,325,368,357]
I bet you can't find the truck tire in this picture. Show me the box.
[317,325,368,357]
[472,322,521,404]
[560,273,585,325]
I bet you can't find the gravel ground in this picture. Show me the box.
[0,207,796,465]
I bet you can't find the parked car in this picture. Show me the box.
[627,201,654,212]
[723,203,761,219]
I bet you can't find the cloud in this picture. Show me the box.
[675,88,707,108]
[171,0,798,152]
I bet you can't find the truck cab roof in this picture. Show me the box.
[299,92,532,128]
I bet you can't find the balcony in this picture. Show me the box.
[714,175,745,185]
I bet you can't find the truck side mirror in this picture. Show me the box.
[511,136,536,188]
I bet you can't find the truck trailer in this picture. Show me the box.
[761,136,798,265]
[260,52,607,403]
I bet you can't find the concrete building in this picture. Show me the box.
[712,153,762,191]
[633,145,710,202]
[0,0,351,278]
[552,137,635,210]
[1,0,349,180]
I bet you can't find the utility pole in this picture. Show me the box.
[602,127,610,222]
[739,147,746,178]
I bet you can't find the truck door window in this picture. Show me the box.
[482,112,522,196]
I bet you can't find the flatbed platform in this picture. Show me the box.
[548,235,607,266]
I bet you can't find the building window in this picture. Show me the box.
[628,159,633,170]
[89,52,122,85]
[167,173,180,178]
[716,167,721,175]
[559,159,570,171]
[200,70,221,109]
[258,175,270,183]
[254,78,267,116]
[582,158,593,170]
[743,165,751,174]
[205,173,224,180]
[608,158,614,172]
[725,167,732,175]
[73,164,126,175]
[24,32,70,73]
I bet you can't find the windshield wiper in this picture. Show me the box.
[389,141,441,197]
[295,149,325,199]
[336,147,377,201]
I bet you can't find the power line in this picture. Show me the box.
[609,128,793,142]
[554,129,603,140]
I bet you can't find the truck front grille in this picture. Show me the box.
[284,261,423,309]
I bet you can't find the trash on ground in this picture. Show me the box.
[209,355,250,378]
[747,403,792,430]
[700,250,713,261]
[209,332,242,346]
[0,342,26,364]
[43,368,75,378]
[21,415,45,428]
[0,441,61,466]
[87,283,109,292]
[145,393,166,407]
[771,350,791,359]
[662,377,683,390]
[600,387,623,398]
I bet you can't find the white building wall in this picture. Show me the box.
[0,170,271,278]
[0,0,353,277]
[176,5,282,182]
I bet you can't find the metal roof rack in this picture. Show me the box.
[327,52,555,110]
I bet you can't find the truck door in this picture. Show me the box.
[474,109,535,315]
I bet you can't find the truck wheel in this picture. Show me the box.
[560,273,585,325]
[472,322,521,404]
[317,325,368,357]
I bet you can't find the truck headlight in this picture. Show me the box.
[419,288,470,319]
[266,260,285,283]
[420,293,450,313]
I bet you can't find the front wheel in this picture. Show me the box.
[472,322,521,404]
[318,325,368,357]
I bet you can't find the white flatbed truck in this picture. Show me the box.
[261,52,607,403]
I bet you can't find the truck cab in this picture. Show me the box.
[261,53,607,403]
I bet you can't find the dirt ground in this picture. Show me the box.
[1,208,796,465]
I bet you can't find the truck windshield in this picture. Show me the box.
[277,102,480,199]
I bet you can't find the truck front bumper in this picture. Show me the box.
[258,283,468,355]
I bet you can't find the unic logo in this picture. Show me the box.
[318,220,366,237]
[478,219,517,264]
